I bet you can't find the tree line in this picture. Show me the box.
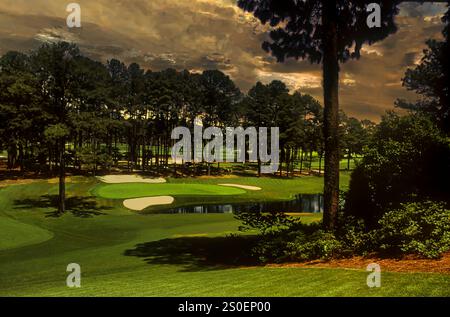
[0,42,375,212]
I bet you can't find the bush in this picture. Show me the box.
[249,222,345,263]
[344,112,450,229]
[283,230,343,261]
[236,209,300,234]
[250,233,292,263]
[335,213,374,255]
[375,201,450,258]
[235,190,450,263]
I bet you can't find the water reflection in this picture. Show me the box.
[159,194,323,214]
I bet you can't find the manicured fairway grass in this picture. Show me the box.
[0,217,53,251]
[0,176,449,297]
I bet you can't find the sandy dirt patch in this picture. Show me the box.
[123,196,174,211]
[218,183,261,191]
[197,175,239,179]
[97,175,166,184]
[47,177,76,184]
[268,252,450,274]
[0,178,38,188]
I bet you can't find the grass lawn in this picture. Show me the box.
[0,217,53,251]
[91,173,351,212]
[0,175,449,297]
[165,173,350,211]
[93,183,246,199]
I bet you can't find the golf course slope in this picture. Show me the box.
[0,216,53,251]
[1,175,449,297]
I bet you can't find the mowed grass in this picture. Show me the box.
[0,176,449,297]
[93,183,246,199]
[91,173,351,212]
[0,216,53,251]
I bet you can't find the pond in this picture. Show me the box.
[158,193,323,214]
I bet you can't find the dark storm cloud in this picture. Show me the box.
[399,2,447,18]
[0,1,447,121]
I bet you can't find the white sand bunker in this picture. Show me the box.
[123,196,174,211]
[97,175,166,184]
[218,183,262,191]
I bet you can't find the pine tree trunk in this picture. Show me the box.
[318,152,323,176]
[347,151,351,170]
[279,148,283,177]
[58,138,66,214]
[7,143,17,170]
[299,149,303,173]
[18,142,24,173]
[257,158,261,177]
[285,148,289,177]
[322,0,340,231]
[142,141,146,171]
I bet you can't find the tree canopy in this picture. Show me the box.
[237,0,401,63]
[399,6,450,133]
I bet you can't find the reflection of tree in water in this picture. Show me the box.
[160,194,324,214]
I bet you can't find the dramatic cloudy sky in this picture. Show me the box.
[0,1,447,120]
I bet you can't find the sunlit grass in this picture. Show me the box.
[0,175,448,297]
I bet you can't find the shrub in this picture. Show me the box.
[283,230,343,261]
[336,213,374,255]
[236,189,450,263]
[375,201,450,258]
[250,233,292,263]
[249,222,344,263]
[344,112,450,229]
[235,209,301,234]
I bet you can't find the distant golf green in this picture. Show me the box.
[93,183,246,199]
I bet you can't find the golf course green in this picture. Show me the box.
[1,175,449,296]
[93,183,246,199]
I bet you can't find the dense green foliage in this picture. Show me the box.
[398,9,450,134]
[345,112,450,228]
[376,201,450,259]
[0,42,372,178]
[250,225,344,263]
[233,110,450,262]
[239,201,450,263]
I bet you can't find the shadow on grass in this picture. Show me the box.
[14,195,111,218]
[124,235,259,272]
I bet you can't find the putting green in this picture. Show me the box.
[93,183,246,199]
